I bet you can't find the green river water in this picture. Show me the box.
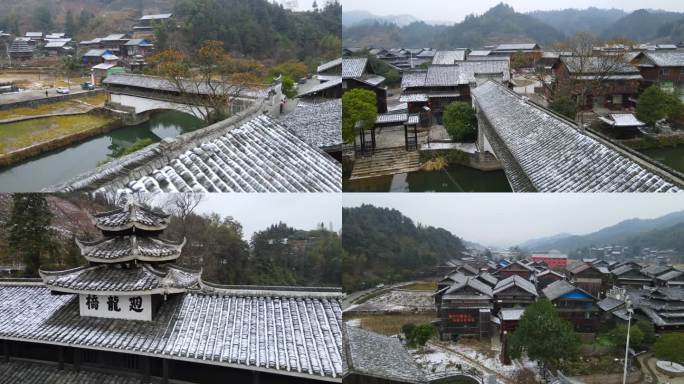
[0,110,204,192]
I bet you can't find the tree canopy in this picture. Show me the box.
[342,89,377,144]
[508,299,581,370]
[5,194,57,276]
[443,102,477,142]
[636,85,684,127]
[653,333,684,363]
[342,205,466,291]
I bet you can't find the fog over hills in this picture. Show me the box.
[517,210,684,253]
[343,4,684,48]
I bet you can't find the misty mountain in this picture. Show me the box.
[518,210,684,253]
[527,7,626,37]
[601,9,684,41]
[342,10,420,28]
[625,222,684,252]
[519,233,574,251]
[343,3,565,49]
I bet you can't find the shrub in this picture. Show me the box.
[442,102,477,142]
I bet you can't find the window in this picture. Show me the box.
[661,68,670,77]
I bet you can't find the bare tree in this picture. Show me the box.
[148,40,268,124]
[163,193,205,234]
[546,33,634,128]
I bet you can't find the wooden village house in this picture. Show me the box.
[552,56,642,111]
[542,280,600,333]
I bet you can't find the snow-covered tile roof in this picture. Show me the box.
[103,73,268,99]
[297,77,342,98]
[75,235,184,263]
[493,275,538,297]
[376,113,408,125]
[399,93,429,103]
[342,57,368,78]
[345,325,425,383]
[644,51,684,67]
[432,50,466,65]
[599,113,645,127]
[401,70,428,88]
[139,13,172,20]
[495,43,539,51]
[39,264,199,295]
[120,115,341,193]
[279,99,341,150]
[0,284,344,380]
[471,80,681,192]
[317,58,342,74]
[0,360,142,383]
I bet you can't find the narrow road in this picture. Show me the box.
[0,86,90,105]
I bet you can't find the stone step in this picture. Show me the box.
[349,148,422,180]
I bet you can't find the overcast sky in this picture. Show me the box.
[187,194,340,241]
[343,194,684,248]
[341,0,684,23]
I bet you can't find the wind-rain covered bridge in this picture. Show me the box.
[472,80,684,192]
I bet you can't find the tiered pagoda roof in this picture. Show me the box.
[39,201,195,295]
[91,202,170,232]
[76,235,185,263]
[40,263,199,295]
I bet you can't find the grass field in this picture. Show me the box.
[345,313,436,336]
[0,94,107,121]
[402,281,438,291]
[0,114,115,154]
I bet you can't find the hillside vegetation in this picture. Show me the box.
[342,204,465,291]
[0,0,341,63]
[343,4,684,49]
[519,210,684,253]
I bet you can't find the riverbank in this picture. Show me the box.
[0,110,205,191]
[0,112,119,167]
[620,132,684,150]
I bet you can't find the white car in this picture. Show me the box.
[56,87,70,94]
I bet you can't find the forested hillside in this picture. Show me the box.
[625,223,684,253]
[527,8,626,37]
[0,0,341,62]
[601,9,683,41]
[343,4,565,49]
[518,210,684,254]
[342,204,465,291]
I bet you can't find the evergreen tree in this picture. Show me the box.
[508,299,580,371]
[443,101,477,142]
[33,5,53,31]
[342,89,377,143]
[5,194,55,276]
[64,10,76,38]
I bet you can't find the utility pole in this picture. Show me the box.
[622,299,633,384]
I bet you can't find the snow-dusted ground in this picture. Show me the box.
[411,341,539,382]
[349,290,435,313]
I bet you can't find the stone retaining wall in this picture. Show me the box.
[0,90,104,111]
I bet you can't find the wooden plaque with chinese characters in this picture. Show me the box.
[78,294,152,321]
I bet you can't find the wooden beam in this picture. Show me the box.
[3,340,8,363]
[58,346,64,370]
[141,356,151,383]
[73,349,80,372]
[252,371,260,384]
[162,359,169,384]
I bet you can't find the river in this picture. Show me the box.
[0,111,204,192]
[343,165,512,192]
[639,146,684,174]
